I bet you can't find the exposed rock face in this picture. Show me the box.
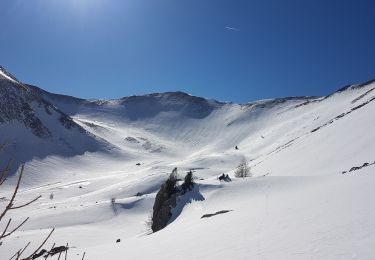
[0,66,86,138]
[151,187,178,232]
[0,66,106,174]
[151,169,201,233]
[151,169,178,233]
[0,67,51,137]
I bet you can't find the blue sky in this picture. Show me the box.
[0,0,374,103]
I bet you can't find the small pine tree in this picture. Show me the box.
[165,167,178,196]
[181,171,194,193]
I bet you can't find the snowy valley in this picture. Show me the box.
[1,66,375,259]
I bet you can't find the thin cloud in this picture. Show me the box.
[225,26,239,31]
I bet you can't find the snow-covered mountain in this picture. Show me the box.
[1,66,375,259]
[0,66,107,175]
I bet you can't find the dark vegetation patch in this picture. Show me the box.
[201,210,232,219]
[218,173,231,182]
[125,136,139,143]
[266,137,300,156]
[294,99,322,108]
[82,121,100,128]
[351,87,375,104]
[341,161,375,174]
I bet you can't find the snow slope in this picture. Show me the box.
[0,67,108,178]
[1,68,375,259]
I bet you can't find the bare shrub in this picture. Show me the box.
[0,162,56,259]
[234,157,252,178]
[0,144,77,259]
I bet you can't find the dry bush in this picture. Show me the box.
[0,144,75,259]
[234,157,252,178]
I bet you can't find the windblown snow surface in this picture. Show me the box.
[1,77,375,259]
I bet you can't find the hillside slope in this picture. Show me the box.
[0,67,108,178]
[1,67,375,259]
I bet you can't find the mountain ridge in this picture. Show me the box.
[2,64,375,105]
[0,66,108,174]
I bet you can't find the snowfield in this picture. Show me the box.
[1,69,375,259]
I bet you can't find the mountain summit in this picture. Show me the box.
[0,66,105,172]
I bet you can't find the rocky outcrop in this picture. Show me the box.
[151,169,199,233]
[0,66,107,175]
[151,169,178,232]
[341,161,375,174]
[0,66,87,138]
[151,190,178,233]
